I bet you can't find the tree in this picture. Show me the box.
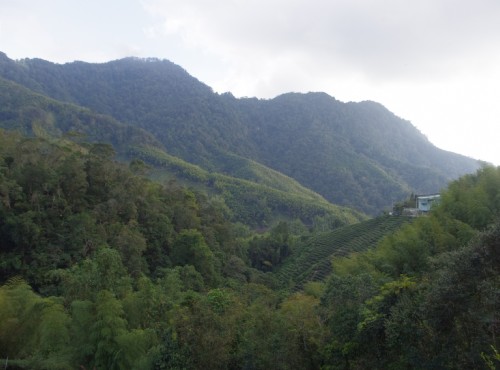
[111,224,148,277]
[0,278,72,368]
[280,292,327,369]
[91,290,128,370]
[170,229,217,285]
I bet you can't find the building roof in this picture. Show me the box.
[416,194,440,200]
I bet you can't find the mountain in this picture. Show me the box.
[0,52,480,214]
[0,50,497,369]
[0,76,362,228]
[0,76,163,151]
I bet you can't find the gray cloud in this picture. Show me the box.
[1,0,499,163]
[144,0,500,85]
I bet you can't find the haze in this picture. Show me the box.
[1,0,499,164]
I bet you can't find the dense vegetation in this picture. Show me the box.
[0,52,495,369]
[274,215,412,290]
[0,52,480,214]
[0,128,498,369]
[319,166,500,369]
[0,76,362,228]
[0,77,163,151]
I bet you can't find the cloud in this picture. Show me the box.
[0,0,151,63]
[1,0,499,163]
[141,0,500,164]
[143,0,500,92]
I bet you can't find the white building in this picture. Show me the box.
[416,194,441,212]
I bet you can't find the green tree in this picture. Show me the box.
[280,292,327,369]
[111,224,148,277]
[70,299,95,367]
[91,290,128,370]
[170,229,217,285]
[0,279,72,368]
[60,246,131,301]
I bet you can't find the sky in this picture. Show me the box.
[1,0,499,164]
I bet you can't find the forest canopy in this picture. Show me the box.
[0,130,499,369]
[0,55,480,215]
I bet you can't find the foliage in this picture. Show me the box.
[0,131,237,289]
[0,67,496,369]
[274,215,411,290]
[320,166,500,369]
[0,174,498,370]
[247,221,291,272]
[131,145,364,228]
[0,54,480,215]
[0,73,364,229]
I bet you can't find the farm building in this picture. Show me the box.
[416,194,441,212]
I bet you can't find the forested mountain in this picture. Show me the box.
[0,75,363,228]
[0,52,480,214]
[0,77,163,151]
[0,51,498,369]
[1,128,498,368]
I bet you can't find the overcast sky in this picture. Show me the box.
[1,0,499,164]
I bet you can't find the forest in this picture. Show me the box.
[0,75,363,229]
[0,53,480,215]
[0,130,499,369]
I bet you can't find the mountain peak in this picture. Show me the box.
[0,52,480,214]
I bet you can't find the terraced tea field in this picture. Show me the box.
[274,216,412,290]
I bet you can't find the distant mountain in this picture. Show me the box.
[0,72,361,228]
[0,52,480,214]
[0,76,162,151]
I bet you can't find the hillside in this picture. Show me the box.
[0,76,361,227]
[1,131,498,369]
[0,52,480,214]
[130,145,364,226]
[274,215,411,290]
[0,77,163,151]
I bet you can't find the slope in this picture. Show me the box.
[0,76,163,151]
[130,145,365,227]
[274,215,412,290]
[232,93,479,213]
[0,76,363,228]
[0,53,480,214]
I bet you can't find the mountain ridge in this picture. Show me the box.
[0,74,362,228]
[0,52,480,214]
